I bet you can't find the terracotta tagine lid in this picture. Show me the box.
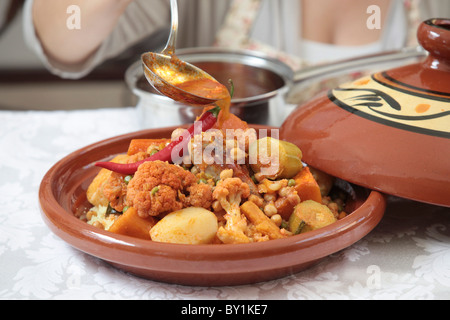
[281,19,450,207]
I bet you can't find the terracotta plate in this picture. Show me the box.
[39,126,386,286]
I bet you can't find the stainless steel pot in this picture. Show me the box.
[126,46,426,128]
[125,47,294,128]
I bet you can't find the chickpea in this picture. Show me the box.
[264,203,278,217]
[278,186,292,197]
[92,221,104,230]
[171,128,187,141]
[271,214,282,227]
[264,193,277,203]
[268,181,282,192]
[258,184,268,194]
[254,172,265,183]
[249,194,264,208]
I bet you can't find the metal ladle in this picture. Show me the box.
[141,0,224,106]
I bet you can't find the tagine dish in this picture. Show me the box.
[82,106,348,245]
[38,38,386,286]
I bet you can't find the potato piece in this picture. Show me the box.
[149,207,218,244]
[308,167,335,197]
[109,207,156,240]
[290,200,336,233]
[249,137,302,180]
[86,154,129,207]
[293,166,322,203]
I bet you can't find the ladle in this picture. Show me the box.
[141,0,227,106]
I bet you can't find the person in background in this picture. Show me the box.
[24,0,449,79]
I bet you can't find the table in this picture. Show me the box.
[1,107,449,300]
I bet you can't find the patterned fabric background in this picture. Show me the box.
[1,108,449,299]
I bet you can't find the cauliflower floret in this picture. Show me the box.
[213,177,251,244]
[102,172,128,212]
[132,185,183,218]
[184,183,213,209]
[102,152,148,212]
[126,161,197,218]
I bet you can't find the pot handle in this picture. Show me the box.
[417,18,450,72]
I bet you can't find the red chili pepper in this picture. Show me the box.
[95,106,221,175]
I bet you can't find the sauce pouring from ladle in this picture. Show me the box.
[141,0,230,107]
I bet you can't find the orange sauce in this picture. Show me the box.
[175,78,227,99]
[175,78,231,125]
[215,94,231,127]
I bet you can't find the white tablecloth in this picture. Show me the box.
[1,107,449,300]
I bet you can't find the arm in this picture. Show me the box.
[32,0,133,66]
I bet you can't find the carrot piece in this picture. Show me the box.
[214,112,248,132]
[202,106,248,132]
[127,139,170,156]
[108,207,157,240]
[293,167,322,203]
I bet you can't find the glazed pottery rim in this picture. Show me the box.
[38,126,386,277]
[424,18,450,30]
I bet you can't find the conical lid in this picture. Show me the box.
[281,19,450,207]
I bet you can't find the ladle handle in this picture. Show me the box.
[162,0,178,56]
